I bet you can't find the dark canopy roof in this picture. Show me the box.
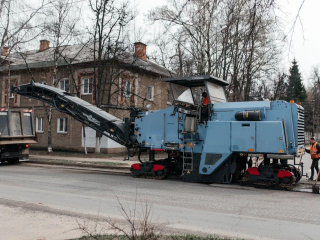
[163,75,229,87]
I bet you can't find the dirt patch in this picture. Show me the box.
[0,204,84,240]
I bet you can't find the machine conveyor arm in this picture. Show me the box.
[11,81,137,148]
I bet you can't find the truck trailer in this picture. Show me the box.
[0,108,36,163]
[11,76,304,188]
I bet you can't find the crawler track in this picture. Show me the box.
[131,167,169,180]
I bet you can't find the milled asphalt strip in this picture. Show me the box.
[23,162,315,194]
[28,159,131,170]
[22,162,131,175]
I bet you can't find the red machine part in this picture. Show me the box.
[277,170,293,178]
[131,163,141,170]
[153,164,164,171]
[247,167,260,176]
[152,148,165,151]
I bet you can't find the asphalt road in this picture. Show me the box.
[299,152,317,178]
[0,164,320,240]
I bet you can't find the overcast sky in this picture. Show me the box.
[278,0,320,86]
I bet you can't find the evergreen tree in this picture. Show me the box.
[286,59,307,103]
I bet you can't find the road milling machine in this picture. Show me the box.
[11,75,305,188]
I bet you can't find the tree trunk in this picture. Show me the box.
[47,106,53,153]
[95,131,101,153]
[48,59,58,154]
[83,124,87,154]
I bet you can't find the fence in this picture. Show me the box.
[305,132,320,141]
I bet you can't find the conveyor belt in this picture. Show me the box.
[11,81,136,147]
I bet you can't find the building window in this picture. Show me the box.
[59,79,69,92]
[57,118,68,133]
[4,79,15,99]
[124,80,132,97]
[36,117,44,132]
[9,90,14,99]
[147,86,154,101]
[82,78,92,94]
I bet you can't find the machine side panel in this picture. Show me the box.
[267,103,299,155]
[135,107,180,148]
[212,100,303,156]
[230,121,286,154]
[231,122,256,152]
[255,122,286,153]
[199,121,232,175]
[136,107,206,151]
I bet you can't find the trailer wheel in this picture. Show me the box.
[7,158,20,164]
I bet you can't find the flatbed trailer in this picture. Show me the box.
[0,108,37,163]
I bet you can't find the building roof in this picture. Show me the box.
[0,43,174,77]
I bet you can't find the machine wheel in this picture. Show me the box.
[131,171,140,178]
[282,176,292,184]
[154,168,169,180]
[130,167,142,178]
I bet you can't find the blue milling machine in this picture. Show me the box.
[12,75,305,189]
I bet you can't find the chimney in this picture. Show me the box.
[1,47,8,56]
[40,39,50,51]
[134,42,147,61]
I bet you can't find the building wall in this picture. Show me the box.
[0,64,171,153]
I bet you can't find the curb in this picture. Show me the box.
[28,159,131,171]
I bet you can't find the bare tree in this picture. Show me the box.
[41,0,82,153]
[0,0,48,63]
[6,0,83,153]
[0,0,48,110]
[270,73,288,100]
[307,66,320,134]
[149,0,282,101]
[88,0,134,153]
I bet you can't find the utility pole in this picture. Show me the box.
[312,100,315,136]
[7,45,11,109]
